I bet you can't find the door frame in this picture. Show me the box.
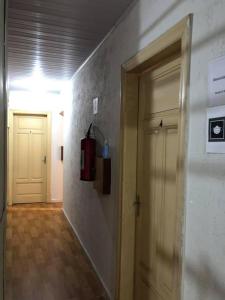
[7,110,52,205]
[117,15,192,300]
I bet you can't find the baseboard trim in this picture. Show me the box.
[50,199,63,203]
[63,208,112,300]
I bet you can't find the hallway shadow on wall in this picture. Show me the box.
[188,157,225,180]
[185,255,225,300]
[138,0,225,70]
[139,0,183,40]
[157,247,225,300]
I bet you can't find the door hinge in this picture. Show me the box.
[133,194,141,217]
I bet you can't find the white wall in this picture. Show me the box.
[9,90,64,202]
[64,0,225,299]
[51,112,64,202]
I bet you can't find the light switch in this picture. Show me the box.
[93,98,98,114]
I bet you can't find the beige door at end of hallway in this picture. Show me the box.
[13,114,47,204]
[135,57,182,300]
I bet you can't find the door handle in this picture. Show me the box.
[42,156,47,164]
[133,195,141,217]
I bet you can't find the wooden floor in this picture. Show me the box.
[5,203,108,300]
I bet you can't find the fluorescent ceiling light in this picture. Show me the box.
[11,70,70,93]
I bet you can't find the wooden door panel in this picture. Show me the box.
[143,59,181,116]
[139,130,159,285]
[16,182,43,195]
[137,277,160,300]
[13,115,47,204]
[18,116,44,130]
[136,119,179,300]
[158,126,178,297]
[135,56,181,300]
[14,194,45,203]
[149,69,180,114]
[15,133,29,180]
[30,133,45,180]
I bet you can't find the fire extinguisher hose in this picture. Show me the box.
[86,123,93,138]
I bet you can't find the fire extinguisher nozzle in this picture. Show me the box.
[86,123,93,138]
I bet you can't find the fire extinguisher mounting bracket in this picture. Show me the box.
[80,123,96,181]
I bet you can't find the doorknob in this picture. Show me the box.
[133,195,141,217]
[42,156,47,164]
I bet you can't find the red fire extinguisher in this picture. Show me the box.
[80,123,96,181]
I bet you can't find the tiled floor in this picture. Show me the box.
[5,203,108,300]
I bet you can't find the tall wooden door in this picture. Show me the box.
[13,114,47,204]
[135,57,182,300]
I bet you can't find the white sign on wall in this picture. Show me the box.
[206,105,225,153]
[93,97,98,114]
[208,56,225,106]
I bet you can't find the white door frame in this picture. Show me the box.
[7,110,52,205]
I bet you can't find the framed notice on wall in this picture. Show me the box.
[207,106,225,153]
[208,56,225,107]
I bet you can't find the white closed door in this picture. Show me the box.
[13,114,47,204]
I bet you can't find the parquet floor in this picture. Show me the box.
[5,203,108,300]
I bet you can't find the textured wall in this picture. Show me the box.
[64,0,225,299]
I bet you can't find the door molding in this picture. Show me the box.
[117,15,192,300]
[7,110,52,205]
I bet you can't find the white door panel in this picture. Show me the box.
[13,115,47,204]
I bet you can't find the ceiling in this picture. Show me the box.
[7,0,133,88]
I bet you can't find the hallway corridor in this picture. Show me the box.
[5,204,107,300]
